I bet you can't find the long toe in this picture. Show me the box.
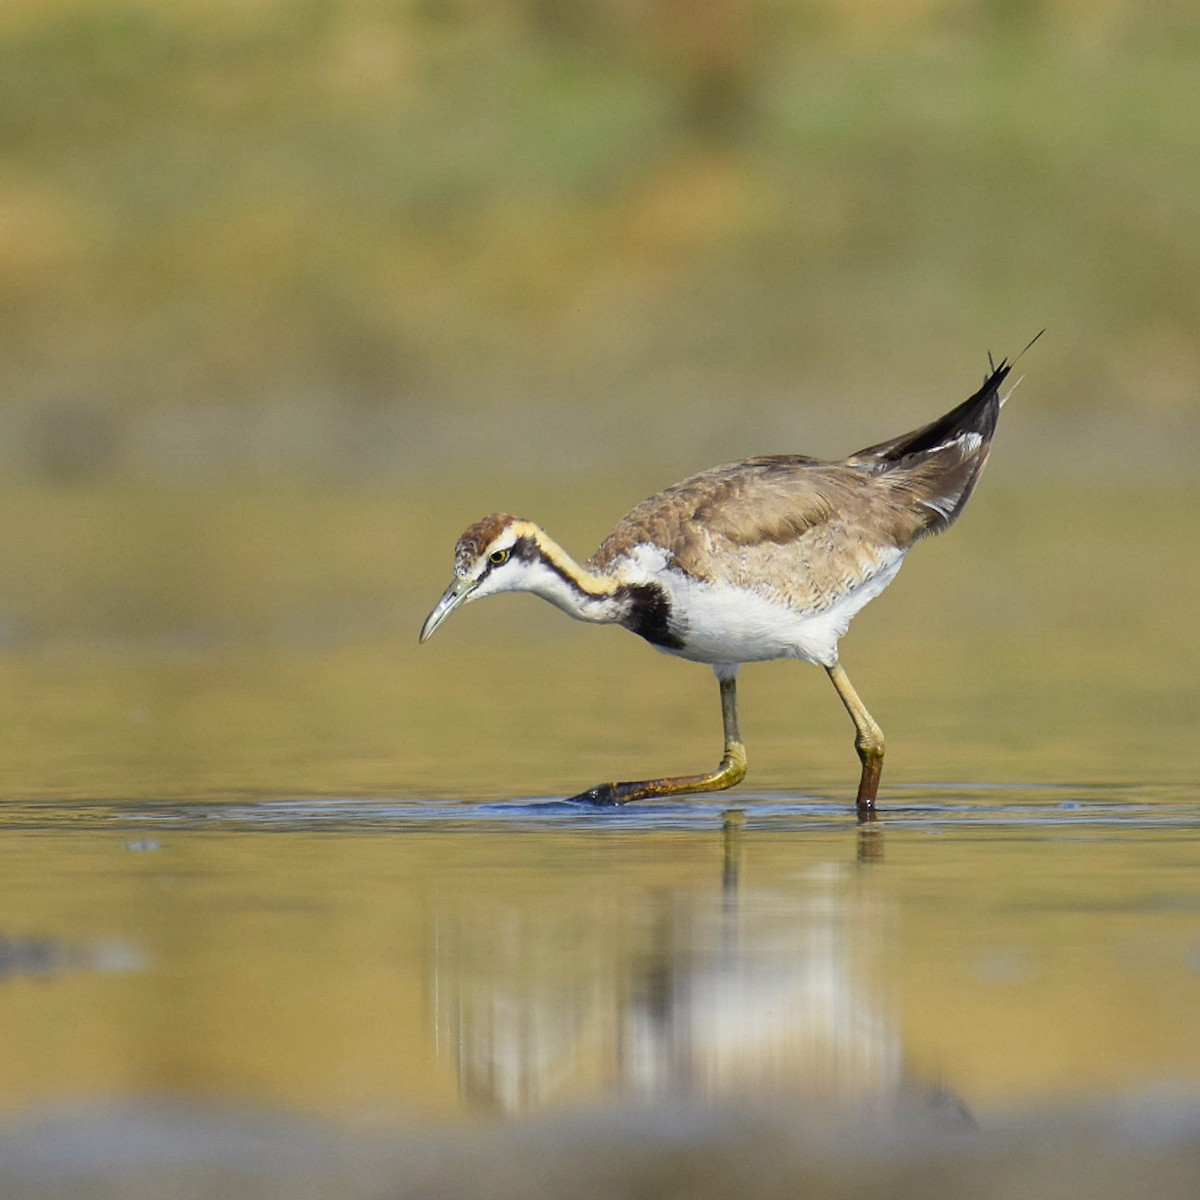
[566,782,625,806]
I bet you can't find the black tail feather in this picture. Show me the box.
[849,358,1010,468]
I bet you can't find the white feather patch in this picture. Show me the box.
[620,547,907,668]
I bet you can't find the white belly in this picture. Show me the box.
[654,553,906,668]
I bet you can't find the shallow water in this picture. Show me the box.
[0,484,1197,1193]
[2,783,1200,1126]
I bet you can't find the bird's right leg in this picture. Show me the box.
[825,659,885,818]
[568,674,747,806]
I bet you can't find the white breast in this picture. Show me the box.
[619,543,906,668]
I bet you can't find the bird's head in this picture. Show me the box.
[419,513,542,642]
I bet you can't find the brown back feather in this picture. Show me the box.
[585,362,1007,615]
[593,458,915,565]
[589,437,993,610]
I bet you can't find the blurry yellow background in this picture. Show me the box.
[0,0,1197,798]
[3,0,1197,482]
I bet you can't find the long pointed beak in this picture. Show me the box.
[419,577,477,643]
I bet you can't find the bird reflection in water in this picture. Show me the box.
[430,817,965,1125]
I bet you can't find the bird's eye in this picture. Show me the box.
[489,548,510,565]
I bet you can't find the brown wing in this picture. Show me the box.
[590,426,994,613]
[591,356,1008,594]
[591,457,826,569]
[589,458,922,609]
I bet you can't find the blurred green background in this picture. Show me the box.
[4,0,1199,482]
[0,0,1197,799]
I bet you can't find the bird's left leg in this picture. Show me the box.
[568,673,747,806]
[825,659,885,818]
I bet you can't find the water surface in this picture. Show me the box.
[2,785,1199,1120]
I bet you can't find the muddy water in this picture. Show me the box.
[1,788,1199,1123]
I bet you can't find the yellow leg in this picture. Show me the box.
[826,660,885,818]
[569,675,748,806]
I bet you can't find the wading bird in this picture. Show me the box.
[420,353,1021,815]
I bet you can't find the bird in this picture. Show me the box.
[420,350,1026,816]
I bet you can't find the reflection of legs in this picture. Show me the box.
[722,807,746,897]
[857,821,884,863]
[570,674,748,806]
[826,660,885,817]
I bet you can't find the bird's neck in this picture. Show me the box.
[509,527,683,650]
[520,530,626,624]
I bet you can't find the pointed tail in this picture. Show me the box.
[847,358,1011,471]
[844,351,1028,540]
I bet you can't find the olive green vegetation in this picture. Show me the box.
[0,0,1198,482]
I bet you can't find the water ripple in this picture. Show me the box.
[0,783,1196,834]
